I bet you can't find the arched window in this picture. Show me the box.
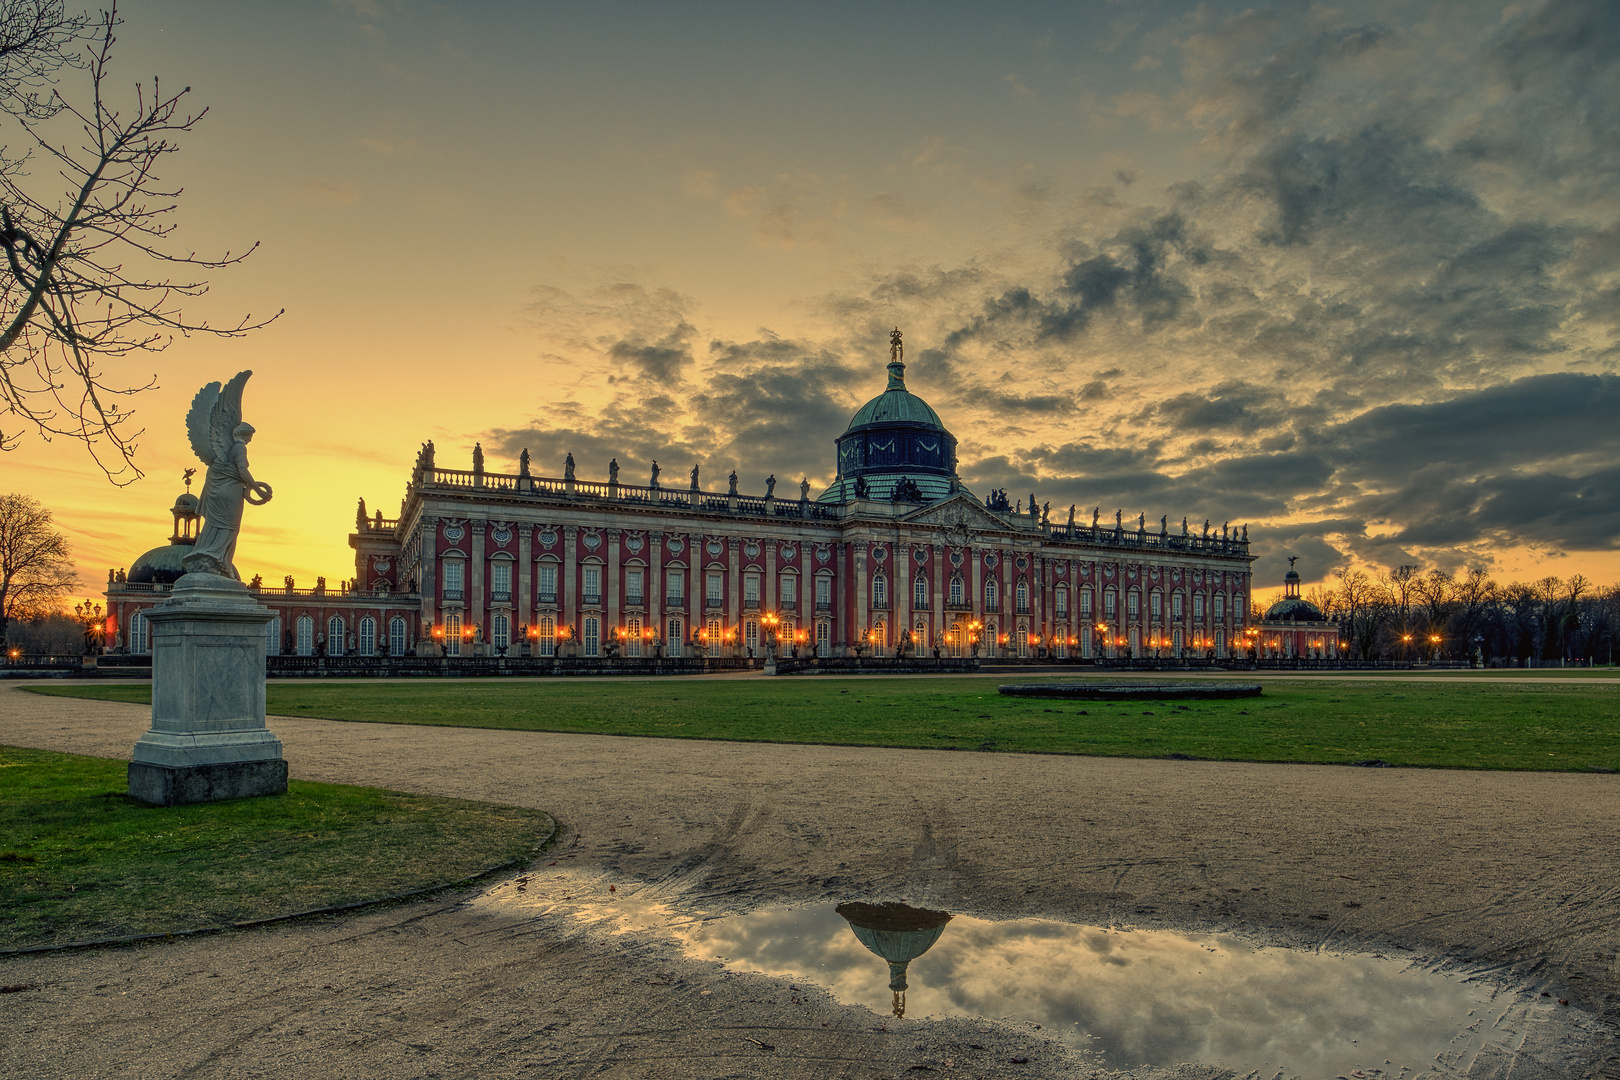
[296,615,314,656]
[627,616,643,657]
[389,616,407,656]
[583,616,600,656]
[1215,628,1226,657]
[913,619,928,650]
[492,613,509,651]
[264,615,280,656]
[913,574,929,609]
[872,573,888,608]
[816,620,831,657]
[706,617,722,657]
[129,610,150,654]
[1016,626,1029,658]
[359,616,376,656]
[948,623,964,658]
[444,613,461,656]
[744,619,758,654]
[1081,622,1093,658]
[871,620,886,652]
[537,615,556,657]
[1173,627,1184,657]
[985,579,999,611]
[328,616,346,656]
[1015,579,1029,613]
[984,621,998,658]
[949,576,964,605]
[666,616,684,658]
[1128,626,1140,653]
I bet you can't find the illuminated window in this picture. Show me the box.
[666,617,683,657]
[707,617,722,656]
[444,613,461,657]
[537,615,556,657]
[492,613,509,650]
[584,616,599,656]
[627,616,643,657]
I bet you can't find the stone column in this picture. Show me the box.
[517,523,533,651]
[417,516,437,656]
[898,539,913,646]
[649,532,663,653]
[933,542,945,647]
[128,576,283,806]
[607,529,622,646]
[562,527,578,653]
[727,536,741,652]
[470,520,487,655]
[854,540,868,650]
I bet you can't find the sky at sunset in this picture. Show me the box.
[5,0,1618,608]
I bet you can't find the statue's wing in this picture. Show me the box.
[186,382,222,464]
[208,370,252,463]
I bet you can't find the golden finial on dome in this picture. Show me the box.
[889,326,903,363]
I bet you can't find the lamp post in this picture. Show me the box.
[74,601,105,656]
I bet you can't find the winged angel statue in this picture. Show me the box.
[180,371,273,579]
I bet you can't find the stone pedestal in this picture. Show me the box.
[128,573,285,806]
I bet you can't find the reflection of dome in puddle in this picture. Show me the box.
[835,901,952,1017]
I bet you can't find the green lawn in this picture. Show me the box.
[0,745,553,950]
[28,677,1620,772]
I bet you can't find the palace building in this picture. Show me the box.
[105,330,1256,662]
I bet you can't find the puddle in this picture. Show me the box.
[483,879,1559,1078]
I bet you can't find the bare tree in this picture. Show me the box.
[0,489,74,649]
[1332,568,1389,661]
[0,2,276,480]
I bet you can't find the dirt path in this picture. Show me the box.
[2,682,1616,1079]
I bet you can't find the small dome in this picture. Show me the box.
[1284,568,1301,583]
[128,543,190,585]
[173,492,200,514]
[1265,595,1327,622]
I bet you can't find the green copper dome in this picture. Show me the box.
[821,328,963,504]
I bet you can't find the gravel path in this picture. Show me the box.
[2,680,1616,1079]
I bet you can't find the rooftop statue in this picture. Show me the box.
[181,371,272,579]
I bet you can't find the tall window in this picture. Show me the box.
[537,563,558,602]
[949,576,964,605]
[744,573,760,606]
[584,616,600,657]
[913,575,929,609]
[1214,593,1226,620]
[1150,591,1162,619]
[444,613,461,656]
[583,566,602,604]
[817,620,831,657]
[667,617,684,657]
[1173,628,1184,657]
[816,575,832,608]
[296,615,314,656]
[780,575,797,607]
[264,615,280,656]
[389,616,407,656]
[667,570,685,604]
[872,574,888,608]
[1215,628,1226,656]
[706,617,722,656]
[1016,627,1028,658]
[490,562,511,598]
[1128,626,1140,653]
[1080,589,1092,617]
[359,616,376,656]
[626,616,643,657]
[328,616,346,656]
[913,620,928,650]
[745,619,759,653]
[1193,594,1205,619]
[1173,592,1184,619]
[1056,587,1068,615]
[707,572,723,605]
[1127,590,1140,618]
[626,569,644,605]
[443,561,464,600]
[871,620,886,651]
[537,615,556,657]
[1016,580,1029,613]
[492,613,509,650]
[985,579,999,611]
[127,610,150,654]
[1104,589,1117,618]
[779,617,794,652]
[984,621,997,658]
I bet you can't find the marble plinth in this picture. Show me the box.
[128,572,285,806]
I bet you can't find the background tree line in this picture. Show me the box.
[1262,566,1620,665]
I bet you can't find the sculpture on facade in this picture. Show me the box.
[1067,505,1076,531]
[1138,512,1146,533]
[650,460,660,487]
[564,453,576,481]
[472,443,484,472]
[519,448,531,477]
[1160,515,1168,535]
[690,463,700,490]
[609,458,620,484]
[766,474,776,497]
[181,371,272,579]
[728,469,739,495]
[800,477,811,501]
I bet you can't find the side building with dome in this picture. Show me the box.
[105,330,1256,663]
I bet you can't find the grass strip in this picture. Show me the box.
[0,745,552,951]
[27,678,1620,772]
